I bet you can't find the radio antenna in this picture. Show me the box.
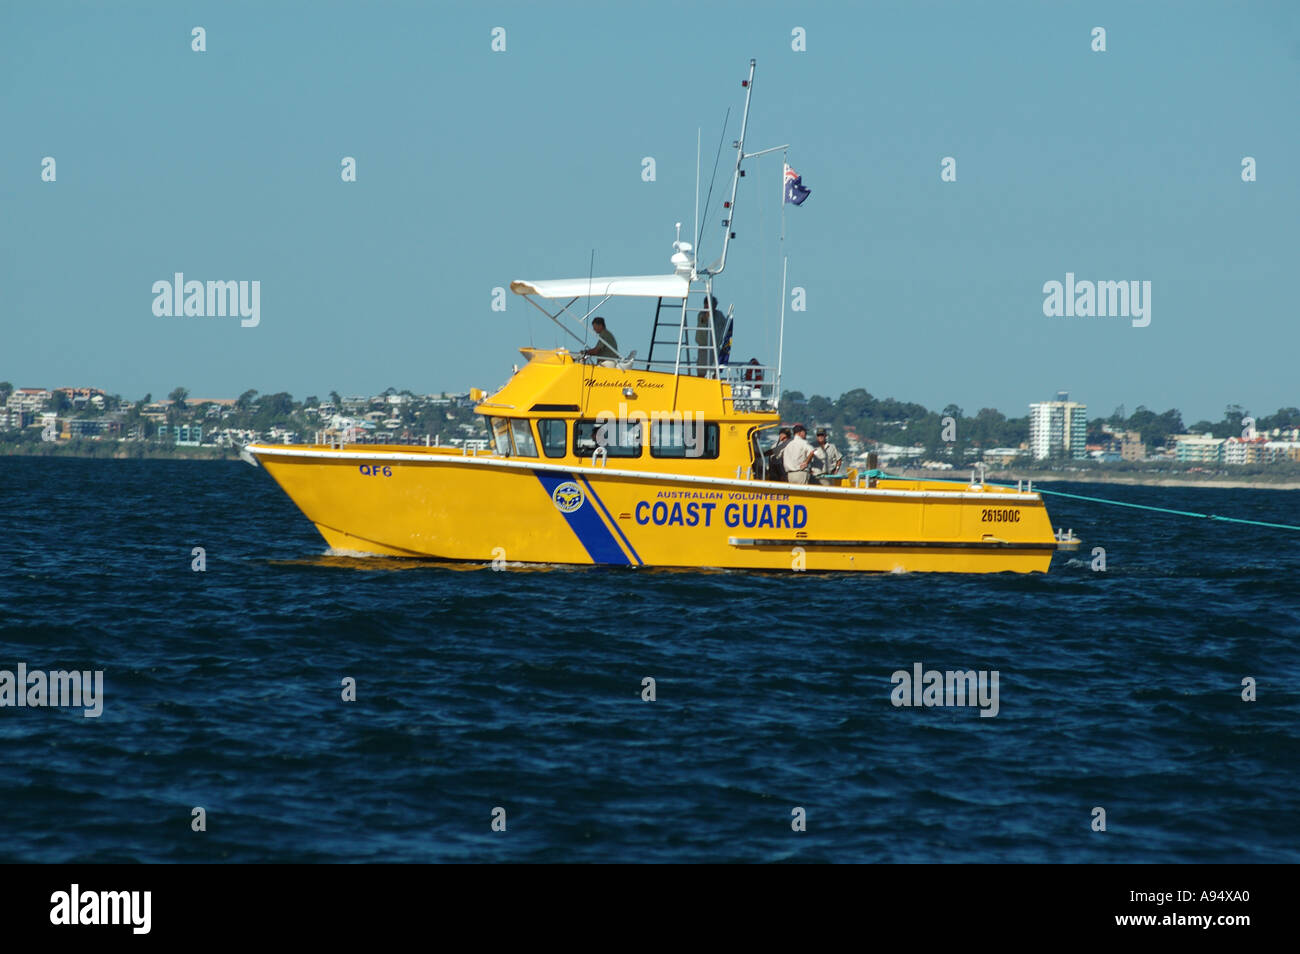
[694,127,700,272]
[696,107,730,265]
[585,248,595,344]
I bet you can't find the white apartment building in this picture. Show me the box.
[1222,437,1267,465]
[6,388,52,411]
[1173,434,1225,464]
[1029,392,1087,460]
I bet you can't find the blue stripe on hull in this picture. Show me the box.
[533,470,630,565]
[578,475,643,565]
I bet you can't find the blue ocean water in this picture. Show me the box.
[1,457,1297,863]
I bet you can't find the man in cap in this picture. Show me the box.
[811,428,844,483]
[781,424,815,485]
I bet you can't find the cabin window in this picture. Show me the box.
[574,418,642,458]
[650,420,720,459]
[538,419,567,458]
[489,417,512,456]
[510,419,538,457]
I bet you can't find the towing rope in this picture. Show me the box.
[869,473,1300,532]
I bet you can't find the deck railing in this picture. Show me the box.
[718,363,778,411]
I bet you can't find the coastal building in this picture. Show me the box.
[982,447,1022,466]
[1,409,32,430]
[1028,392,1087,460]
[53,387,106,409]
[158,424,204,446]
[66,419,123,439]
[7,388,52,412]
[1120,431,1145,461]
[1222,436,1268,465]
[1173,433,1225,464]
[1264,441,1300,462]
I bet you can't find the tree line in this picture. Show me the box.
[780,387,1300,456]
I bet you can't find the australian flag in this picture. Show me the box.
[717,317,734,365]
[784,163,811,205]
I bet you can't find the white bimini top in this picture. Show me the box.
[510,274,689,300]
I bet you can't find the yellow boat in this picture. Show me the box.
[244,60,1075,573]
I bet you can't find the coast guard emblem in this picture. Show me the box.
[552,481,585,513]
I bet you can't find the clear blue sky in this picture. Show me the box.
[3,0,1296,423]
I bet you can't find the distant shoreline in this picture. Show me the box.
[893,468,1300,491]
[1,445,236,461]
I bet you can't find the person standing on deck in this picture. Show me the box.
[810,428,843,482]
[782,424,815,485]
[695,295,719,376]
[765,427,792,481]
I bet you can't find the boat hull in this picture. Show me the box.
[248,444,1062,573]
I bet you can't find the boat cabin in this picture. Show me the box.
[475,265,787,482]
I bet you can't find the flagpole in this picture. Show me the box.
[777,150,787,411]
[780,150,788,243]
[777,255,787,409]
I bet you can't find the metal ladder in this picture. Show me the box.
[646,297,687,370]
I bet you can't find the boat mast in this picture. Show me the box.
[699,58,790,413]
[704,59,756,279]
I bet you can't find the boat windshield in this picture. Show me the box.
[538,419,566,457]
[489,417,511,456]
[510,419,538,457]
